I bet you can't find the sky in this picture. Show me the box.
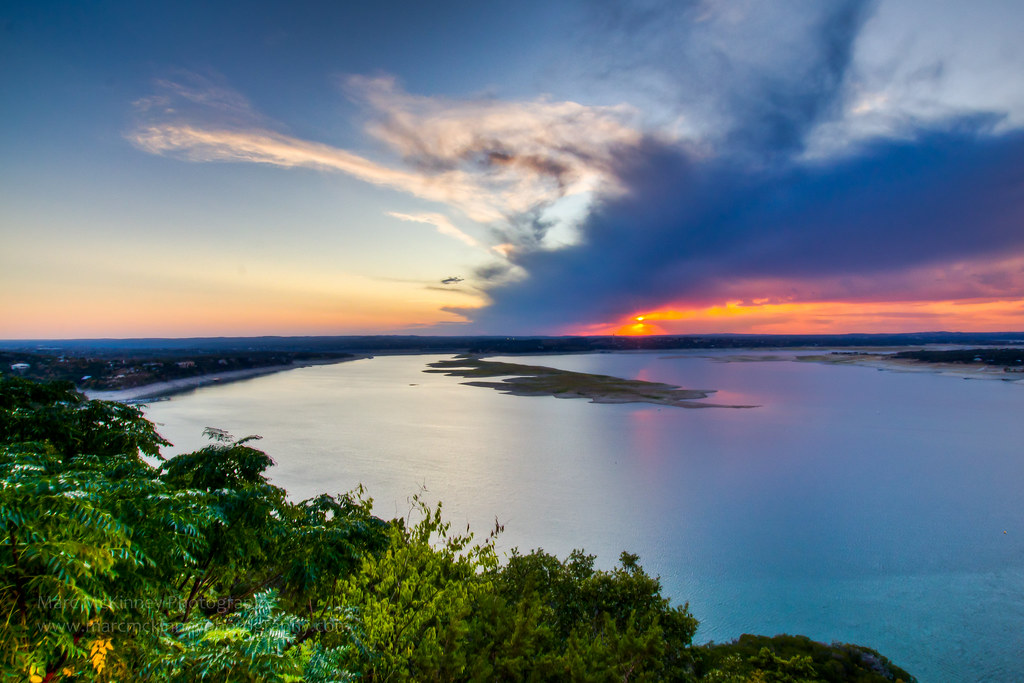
[2,0,1023,338]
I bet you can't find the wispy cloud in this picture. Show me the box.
[349,75,642,194]
[129,75,644,233]
[130,122,509,222]
[133,73,264,125]
[385,211,480,248]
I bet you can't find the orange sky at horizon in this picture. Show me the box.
[0,274,483,340]
[578,298,1024,337]
[4,296,1023,340]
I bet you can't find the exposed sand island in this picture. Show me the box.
[425,356,754,409]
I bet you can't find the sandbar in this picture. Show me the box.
[425,356,754,409]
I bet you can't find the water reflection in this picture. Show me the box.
[144,352,1024,682]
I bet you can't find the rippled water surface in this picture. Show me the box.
[144,351,1024,682]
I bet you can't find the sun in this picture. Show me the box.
[613,314,666,336]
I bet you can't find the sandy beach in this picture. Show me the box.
[84,357,364,403]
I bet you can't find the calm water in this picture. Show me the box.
[143,352,1024,682]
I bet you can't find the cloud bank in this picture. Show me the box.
[466,126,1024,331]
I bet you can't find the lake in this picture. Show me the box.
[143,351,1024,682]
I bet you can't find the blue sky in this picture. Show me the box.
[2,0,1023,337]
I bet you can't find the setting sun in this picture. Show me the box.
[590,298,1024,336]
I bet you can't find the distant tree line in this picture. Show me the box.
[893,348,1024,367]
[3,330,1023,360]
[0,351,354,391]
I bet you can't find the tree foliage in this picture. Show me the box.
[694,635,916,683]
[0,376,383,679]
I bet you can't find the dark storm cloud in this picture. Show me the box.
[582,0,875,157]
[462,0,1024,332]
[475,262,513,282]
[467,122,1024,330]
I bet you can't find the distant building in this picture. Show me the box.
[10,363,30,372]
[176,361,196,368]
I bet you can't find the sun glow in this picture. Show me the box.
[588,298,1024,336]
[616,321,666,336]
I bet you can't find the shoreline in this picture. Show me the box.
[84,356,367,403]
[795,352,1024,383]
[79,347,1024,405]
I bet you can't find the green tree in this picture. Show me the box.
[335,497,497,681]
[496,549,699,681]
[0,377,168,461]
[0,376,211,678]
[154,589,355,682]
[0,376,387,679]
[695,635,917,683]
